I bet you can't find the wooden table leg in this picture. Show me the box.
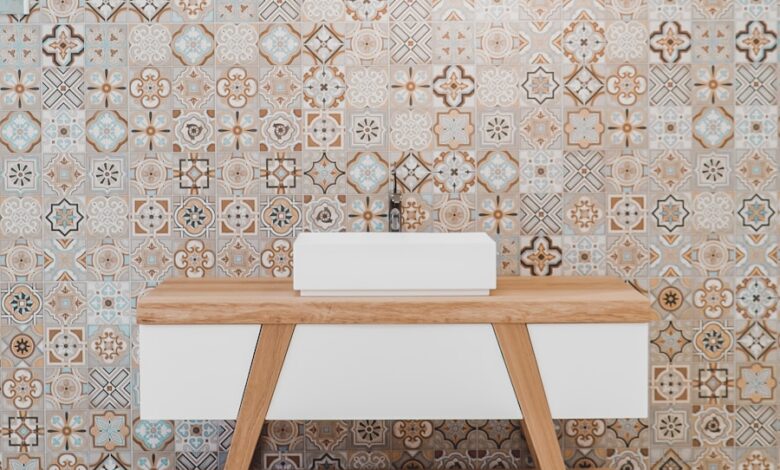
[225,324,295,470]
[493,323,565,470]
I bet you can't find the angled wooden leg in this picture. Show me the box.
[225,324,295,470]
[493,323,565,470]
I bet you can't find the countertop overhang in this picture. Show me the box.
[137,276,658,324]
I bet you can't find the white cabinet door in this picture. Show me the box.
[530,323,649,419]
[139,324,260,420]
[267,324,522,420]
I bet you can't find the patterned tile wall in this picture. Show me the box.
[0,0,778,468]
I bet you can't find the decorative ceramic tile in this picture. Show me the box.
[1,1,779,469]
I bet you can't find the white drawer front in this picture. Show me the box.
[530,323,649,419]
[267,324,522,420]
[139,324,260,420]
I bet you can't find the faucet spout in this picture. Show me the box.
[389,164,402,232]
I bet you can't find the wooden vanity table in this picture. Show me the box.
[137,276,656,470]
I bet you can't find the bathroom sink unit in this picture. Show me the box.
[138,274,656,470]
[293,232,497,296]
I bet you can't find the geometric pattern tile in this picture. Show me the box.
[734,406,778,447]
[0,2,777,469]
[88,367,132,409]
[41,67,85,110]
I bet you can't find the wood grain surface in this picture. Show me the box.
[137,276,656,324]
[224,324,295,470]
[494,323,565,470]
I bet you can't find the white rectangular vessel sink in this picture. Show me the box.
[293,232,497,296]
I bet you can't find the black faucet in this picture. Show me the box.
[389,164,402,233]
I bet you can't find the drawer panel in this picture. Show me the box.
[139,324,260,420]
[530,323,649,419]
[267,324,522,419]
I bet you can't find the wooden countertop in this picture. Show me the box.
[137,276,657,325]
